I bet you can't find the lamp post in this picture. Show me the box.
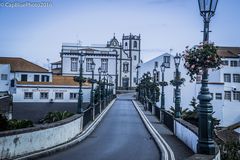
[90,61,96,107]
[173,53,182,118]
[160,63,166,110]
[153,68,157,104]
[102,71,106,105]
[77,52,86,113]
[98,67,102,109]
[197,0,218,155]
[106,73,109,104]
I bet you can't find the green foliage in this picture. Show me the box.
[182,97,220,127]
[169,106,189,118]
[221,141,240,160]
[138,73,160,103]
[184,43,222,81]
[0,114,8,131]
[0,114,33,131]
[40,111,74,123]
[7,119,33,130]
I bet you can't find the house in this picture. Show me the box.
[138,46,240,128]
[0,57,91,103]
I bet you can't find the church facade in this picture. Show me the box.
[55,34,141,89]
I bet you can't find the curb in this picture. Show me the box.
[16,99,116,160]
[132,100,175,160]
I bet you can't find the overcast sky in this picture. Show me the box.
[0,0,240,68]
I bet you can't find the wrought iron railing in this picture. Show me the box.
[83,107,93,128]
[154,105,160,120]
[94,102,101,117]
[162,109,174,132]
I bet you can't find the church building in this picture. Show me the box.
[53,34,141,90]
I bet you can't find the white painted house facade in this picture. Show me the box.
[55,34,141,90]
[138,47,240,128]
[0,57,91,103]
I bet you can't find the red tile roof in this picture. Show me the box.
[217,47,240,58]
[0,57,48,72]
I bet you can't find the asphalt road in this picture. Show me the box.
[40,93,160,160]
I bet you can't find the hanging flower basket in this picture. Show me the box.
[183,43,222,81]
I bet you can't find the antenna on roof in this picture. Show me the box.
[170,48,173,54]
[46,58,51,72]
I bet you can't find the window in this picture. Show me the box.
[134,55,137,60]
[86,58,93,72]
[224,91,231,100]
[24,92,33,99]
[224,74,231,82]
[40,92,48,99]
[101,59,108,72]
[70,93,78,100]
[1,74,8,80]
[34,75,39,82]
[123,62,129,72]
[230,60,238,67]
[133,41,137,48]
[55,92,63,99]
[233,91,240,100]
[233,74,240,83]
[125,42,128,46]
[41,75,49,82]
[21,74,28,81]
[222,60,229,66]
[155,61,158,68]
[215,93,222,100]
[71,58,78,72]
[163,56,170,68]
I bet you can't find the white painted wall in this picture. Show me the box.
[10,72,52,82]
[139,53,240,127]
[139,53,195,111]
[62,53,117,92]
[0,115,83,159]
[0,64,10,93]
[175,120,198,153]
[13,86,91,103]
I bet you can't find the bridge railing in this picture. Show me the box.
[138,99,220,159]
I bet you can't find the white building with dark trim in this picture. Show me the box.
[53,34,141,90]
[138,47,240,129]
[0,57,91,103]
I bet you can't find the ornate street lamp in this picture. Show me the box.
[152,68,158,104]
[90,61,96,106]
[198,0,218,43]
[77,52,86,113]
[136,64,141,85]
[171,53,184,118]
[98,67,102,105]
[197,0,218,155]
[159,63,168,123]
[103,71,107,105]
[160,63,167,110]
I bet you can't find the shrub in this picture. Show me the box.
[0,114,8,131]
[7,119,33,130]
[40,111,74,123]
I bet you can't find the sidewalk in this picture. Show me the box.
[135,101,194,160]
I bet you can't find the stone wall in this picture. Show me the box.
[0,114,83,159]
